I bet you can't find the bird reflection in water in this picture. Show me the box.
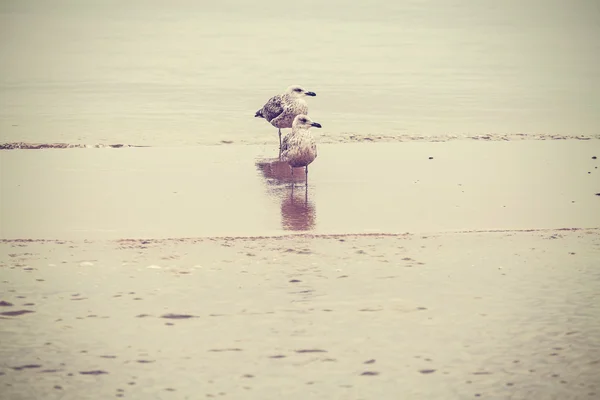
[255,159,316,231]
[282,185,315,230]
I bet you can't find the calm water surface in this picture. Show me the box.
[1,0,599,145]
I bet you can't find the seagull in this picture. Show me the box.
[254,85,316,153]
[280,114,322,185]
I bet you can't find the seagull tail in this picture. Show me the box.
[255,109,264,118]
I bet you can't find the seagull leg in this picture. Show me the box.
[278,129,282,158]
[305,165,308,186]
[290,165,294,187]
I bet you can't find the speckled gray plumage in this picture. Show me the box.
[255,93,309,129]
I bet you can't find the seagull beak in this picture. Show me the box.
[311,122,322,128]
[305,91,316,96]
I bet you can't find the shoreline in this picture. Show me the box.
[1,226,598,244]
[1,133,600,150]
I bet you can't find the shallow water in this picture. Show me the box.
[1,141,599,240]
[1,0,599,146]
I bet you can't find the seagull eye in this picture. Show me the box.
[294,88,302,92]
[300,118,307,123]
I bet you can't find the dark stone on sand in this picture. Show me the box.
[12,364,42,371]
[79,370,109,375]
[160,313,197,319]
[428,157,434,159]
[364,359,376,364]
[1,310,34,317]
[0,301,13,307]
[361,371,379,376]
[419,369,436,374]
[593,156,597,159]
[295,349,327,353]
[289,279,301,283]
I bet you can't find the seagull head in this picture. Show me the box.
[293,114,322,130]
[286,85,316,98]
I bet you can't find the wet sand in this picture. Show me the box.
[1,230,599,399]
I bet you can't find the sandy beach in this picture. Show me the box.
[1,228,599,400]
[1,140,600,399]
[2,0,600,398]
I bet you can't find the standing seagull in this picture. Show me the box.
[280,114,322,185]
[255,85,316,153]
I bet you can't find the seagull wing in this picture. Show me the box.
[281,132,292,153]
[259,95,285,122]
